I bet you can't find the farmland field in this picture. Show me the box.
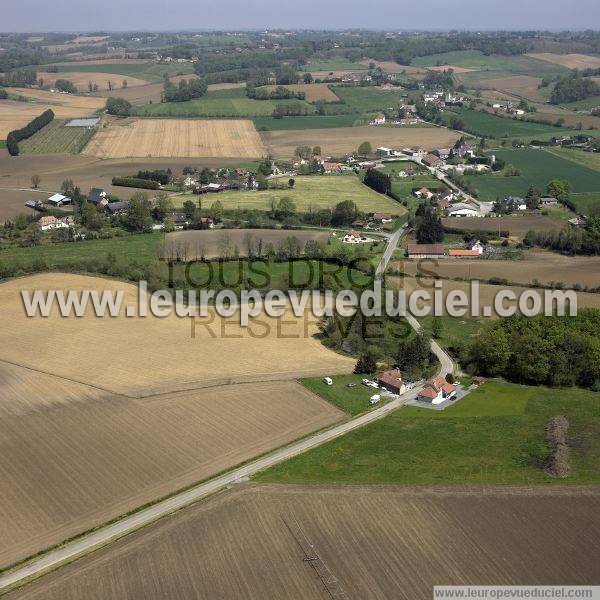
[134,87,315,118]
[464,148,600,201]
[440,107,568,141]
[361,59,425,74]
[441,214,566,237]
[83,118,266,158]
[36,71,150,91]
[9,88,105,112]
[13,484,600,599]
[18,119,96,154]
[473,74,546,102]
[252,114,361,130]
[92,75,201,105]
[262,83,340,103]
[526,53,600,70]
[28,60,196,82]
[165,228,332,259]
[176,174,406,214]
[0,189,46,222]
[394,249,600,289]
[302,59,368,72]
[331,86,409,112]
[0,273,354,396]
[0,361,343,568]
[261,125,461,158]
[259,380,600,485]
[570,192,600,215]
[413,50,569,77]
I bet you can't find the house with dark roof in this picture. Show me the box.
[88,188,107,205]
[422,154,444,168]
[106,201,130,216]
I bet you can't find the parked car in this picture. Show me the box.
[347,383,356,388]
[370,394,381,405]
[323,377,333,385]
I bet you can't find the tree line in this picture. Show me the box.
[6,109,54,156]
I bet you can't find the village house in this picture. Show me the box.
[505,196,527,211]
[414,187,433,199]
[106,201,130,216]
[47,193,71,207]
[377,368,406,395]
[540,197,558,206]
[376,147,394,157]
[453,140,476,158]
[371,213,393,224]
[422,154,444,169]
[418,376,456,405]
[372,113,386,125]
[322,161,344,173]
[88,188,107,206]
[342,230,369,244]
[37,215,74,231]
[434,148,450,160]
[407,243,445,259]
[446,203,479,218]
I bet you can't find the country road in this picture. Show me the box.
[0,224,454,594]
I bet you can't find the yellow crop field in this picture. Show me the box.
[527,53,600,70]
[0,362,343,568]
[263,83,340,102]
[0,273,353,396]
[36,71,150,91]
[83,118,267,158]
[9,88,106,111]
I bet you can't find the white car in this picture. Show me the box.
[367,380,379,388]
[323,377,333,385]
[370,394,381,405]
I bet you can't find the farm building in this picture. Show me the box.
[407,244,445,258]
[66,118,100,127]
[540,197,558,206]
[505,197,527,211]
[418,376,456,405]
[376,147,394,157]
[377,368,406,395]
[47,193,71,207]
[434,148,450,160]
[448,249,480,258]
[342,230,369,244]
[446,203,479,218]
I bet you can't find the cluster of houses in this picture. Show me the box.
[406,240,485,259]
[491,101,526,117]
[422,90,466,108]
[376,368,457,405]
[370,112,421,127]
[340,213,393,243]
[36,215,74,231]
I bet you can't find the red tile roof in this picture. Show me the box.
[407,244,445,256]
[377,368,403,389]
[448,249,479,257]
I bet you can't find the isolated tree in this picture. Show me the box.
[31,175,40,189]
[332,200,358,226]
[432,317,443,339]
[415,209,444,244]
[303,72,313,84]
[276,196,296,219]
[105,97,132,116]
[182,199,196,219]
[209,200,223,222]
[288,177,295,188]
[153,191,173,221]
[122,79,128,88]
[61,178,75,196]
[312,145,321,156]
[125,192,153,232]
[357,141,372,156]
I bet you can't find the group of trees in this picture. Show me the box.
[272,102,312,118]
[469,310,600,390]
[247,84,305,101]
[550,74,600,104]
[105,97,132,116]
[162,78,207,103]
[0,69,37,87]
[527,216,600,256]
[6,108,54,156]
[363,168,391,194]
[54,78,77,93]
[415,207,444,244]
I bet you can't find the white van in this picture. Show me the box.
[323,377,333,385]
[370,394,381,405]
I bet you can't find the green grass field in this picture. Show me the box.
[302,59,368,73]
[412,51,569,77]
[252,114,361,130]
[301,374,389,416]
[256,380,600,485]
[18,120,97,155]
[441,107,568,141]
[465,148,600,201]
[418,315,485,355]
[134,87,316,118]
[332,86,408,112]
[570,193,600,215]
[28,61,195,83]
[545,147,600,172]
[178,175,407,214]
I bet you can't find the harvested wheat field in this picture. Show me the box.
[262,125,460,158]
[165,228,331,260]
[426,64,475,74]
[10,485,600,600]
[477,75,546,102]
[36,71,150,91]
[0,98,100,139]
[9,88,106,112]
[83,118,266,158]
[527,53,600,70]
[96,75,203,105]
[0,364,343,569]
[0,189,46,221]
[386,276,600,315]
[263,83,340,102]
[0,273,353,396]
[394,249,600,290]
